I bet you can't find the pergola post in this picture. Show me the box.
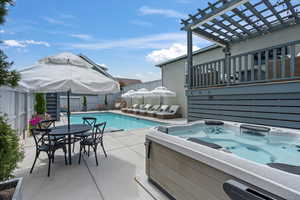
[187,28,193,89]
[224,46,231,85]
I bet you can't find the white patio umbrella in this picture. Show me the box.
[19,52,120,129]
[151,86,176,105]
[131,88,151,104]
[121,90,135,106]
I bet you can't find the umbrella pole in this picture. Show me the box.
[67,89,71,131]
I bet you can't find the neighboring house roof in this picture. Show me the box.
[155,44,221,67]
[115,78,142,87]
[78,53,115,79]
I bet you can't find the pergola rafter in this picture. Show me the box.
[181,0,300,46]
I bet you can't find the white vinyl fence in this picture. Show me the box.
[60,93,121,112]
[0,86,34,136]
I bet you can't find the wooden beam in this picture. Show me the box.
[190,0,249,29]
[244,2,272,29]
[192,27,228,47]
[262,0,284,24]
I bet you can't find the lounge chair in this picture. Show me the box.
[156,105,181,119]
[126,104,139,113]
[140,104,155,116]
[145,105,161,117]
[138,104,152,115]
[148,105,169,117]
[133,104,145,114]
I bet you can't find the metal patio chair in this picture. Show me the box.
[78,122,107,166]
[73,117,97,153]
[30,128,67,177]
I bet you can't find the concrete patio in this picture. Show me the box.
[15,127,169,200]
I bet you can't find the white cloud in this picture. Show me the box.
[3,40,25,47]
[2,39,50,48]
[139,6,186,19]
[176,0,193,3]
[67,32,187,50]
[146,43,199,63]
[70,34,92,40]
[24,40,50,47]
[43,17,65,25]
[130,20,153,27]
[59,14,75,19]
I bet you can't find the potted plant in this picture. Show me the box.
[82,96,87,112]
[0,116,24,200]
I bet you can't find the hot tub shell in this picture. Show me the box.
[145,121,300,200]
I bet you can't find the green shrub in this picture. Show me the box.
[34,93,46,115]
[0,116,24,181]
[83,96,87,107]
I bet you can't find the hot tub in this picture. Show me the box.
[145,120,300,200]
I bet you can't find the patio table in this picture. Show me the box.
[50,124,91,165]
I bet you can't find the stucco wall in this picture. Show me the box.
[161,59,187,117]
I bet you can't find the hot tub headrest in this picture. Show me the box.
[157,126,168,133]
[205,120,224,126]
[188,137,222,149]
[267,163,300,175]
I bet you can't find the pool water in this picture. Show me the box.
[170,125,300,166]
[71,112,163,131]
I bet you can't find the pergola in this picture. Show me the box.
[181,0,300,88]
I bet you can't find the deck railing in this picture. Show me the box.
[190,40,300,89]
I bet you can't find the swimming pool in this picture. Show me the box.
[169,123,300,166]
[70,112,163,131]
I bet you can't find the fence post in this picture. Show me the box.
[224,46,231,85]
[187,29,193,89]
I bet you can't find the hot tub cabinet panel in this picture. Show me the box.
[145,135,293,200]
[147,141,232,200]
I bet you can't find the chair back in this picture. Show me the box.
[38,119,56,129]
[31,128,51,150]
[132,104,138,109]
[144,104,152,110]
[138,104,145,109]
[82,117,97,131]
[93,122,106,143]
[169,105,180,114]
[159,105,169,112]
[150,105,160,111]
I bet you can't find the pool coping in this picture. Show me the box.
[147,121,300,200]
[70,110,187,126]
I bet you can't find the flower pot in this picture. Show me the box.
[0,178,23,200]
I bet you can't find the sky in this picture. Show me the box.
[0,0,212,82]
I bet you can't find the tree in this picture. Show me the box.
[0,0,14,25]
[0,0,19,88]
[0,0,23,182]
[0,50,20,87]
[82,96,87,111]
[34,93,46,115]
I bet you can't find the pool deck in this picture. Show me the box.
[16,111,186,200]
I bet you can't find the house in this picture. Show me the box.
[157,4,300,126]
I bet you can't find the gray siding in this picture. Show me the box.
[187,81,300,129]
